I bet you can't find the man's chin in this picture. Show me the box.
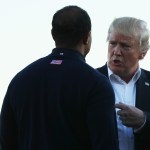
[109,65,123,75]
[109,63,122,69]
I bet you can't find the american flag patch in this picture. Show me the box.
[50,60,63,65]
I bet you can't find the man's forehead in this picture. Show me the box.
[109,33,137,43]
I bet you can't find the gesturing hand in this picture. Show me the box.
[115,102,145,129]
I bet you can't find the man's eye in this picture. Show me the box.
[109,42,116,46]
[123,44,130,48]
[122,44,132,51]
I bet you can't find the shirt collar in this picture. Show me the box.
[107,64,141,83]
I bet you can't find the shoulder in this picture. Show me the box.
[84,63,108,79]
[85,64,113,90]
[85,66,115,105]
[141,68,150,79]
[96,64,108,78]
[8,56,49,88]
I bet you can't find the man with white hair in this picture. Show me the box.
[97,17,150,150]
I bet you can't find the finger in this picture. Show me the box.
[117,110,127,117]
[115,102,128,110]
[120,118,130,127]
[119,115,128,124]
[116,109,122,115]
[119,115,127,120]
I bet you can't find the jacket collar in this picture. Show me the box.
[50,48,86,62]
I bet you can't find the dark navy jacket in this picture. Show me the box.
[0,48,118,150]
[97,64,150,150]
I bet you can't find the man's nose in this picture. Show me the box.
[113,45,122,55]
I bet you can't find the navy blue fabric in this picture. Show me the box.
[0,49,118,150]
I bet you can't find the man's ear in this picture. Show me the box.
[51,29,54,40]
[83,31,91,45]
[139,51,147,59]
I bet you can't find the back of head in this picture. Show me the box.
[107,17,150,52]
[51,5,91,47]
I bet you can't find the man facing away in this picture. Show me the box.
[97,17,150,150]
[0,5,118,150]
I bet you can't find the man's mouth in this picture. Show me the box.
[112,59,122,65]
[114,60,121,63]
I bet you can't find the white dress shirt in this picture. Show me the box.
[108,66,141,150]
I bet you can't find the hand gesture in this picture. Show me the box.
[115,102,145,129]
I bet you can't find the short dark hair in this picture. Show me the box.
[51,5,91,47]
